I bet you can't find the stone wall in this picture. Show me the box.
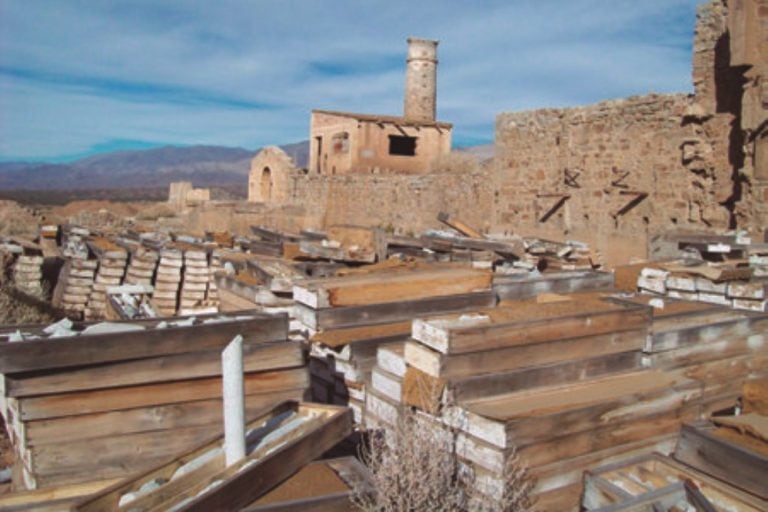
[168,181,210,210]
[281,169,494,234]
[491,0,767,260]
[248,146,300,203]
[239,0,765,266]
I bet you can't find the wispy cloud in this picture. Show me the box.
[0,0,702,161]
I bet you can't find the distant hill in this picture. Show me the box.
[0,142,310,190]
[0,139,493,192]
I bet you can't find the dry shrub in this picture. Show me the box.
[354,378,534,511]
[353,410,470,512]
[0,284,55,326]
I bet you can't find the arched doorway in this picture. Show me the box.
[260,167,272,201]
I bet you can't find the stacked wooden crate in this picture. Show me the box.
[294,262,495,427]
[617,294,768,415]
[151,248,182,315]
[12,255,43,296]
[365,294,711,509]
[123,247,158,286]
[52,258,97,318]
[85,239,128,321]
[0,311,308,490]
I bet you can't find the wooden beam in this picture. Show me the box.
[536,194,570,223]
[5,340,304,397]
[294,291,495,330]
[674,420,768,499]
[437,212,484,239]
[0,313,288,374]
[612,191,648,217]
[72,402,352,512]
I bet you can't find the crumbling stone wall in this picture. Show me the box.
[168,181,210,210]
[282,169,494,234]
[493,94,731,236]
[493,0,767,255]
[248,146,300,203]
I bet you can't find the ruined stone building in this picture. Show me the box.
[493,0,768,250]
[246,0,766,264]
[307,38,452,176]
[248,37,452,202]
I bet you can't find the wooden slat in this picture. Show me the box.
[18,367,309,420]
[5,340,304,397]
[405,329,645,379]
[311,322,411,348]
[450,351,642,402]
[0,314,288,374]
[0,478,120,511]
[25,389,306,446]
[674,421,768,499]
[458,371,699,448]
[294,291,495,330]
[73,402,351,512]
[493,270,614,301]
[412,298,649,355]
[294,266,492,308]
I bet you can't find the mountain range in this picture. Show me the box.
[0,141,489,191]
[0,142,309,190]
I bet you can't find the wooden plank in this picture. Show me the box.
[456,371,699,448]
[293,266,492,308]
[643,334,767,370]
[449,351,642,402]
[294,291,495,330]
[0,478,120,510]
[674,421,768,499]
[73,402,352,512]
[649,314,764,350]
[71,400,297,512]
[25,389,306,446]
[460,405,696,473]
[30,424,223,475]
[5,340,304,397]
[494,270,614,301]
[420,233,524,257]
[311,322,410,348]
[437,212,484,239]
[413,299,649,355]
[18,367,309,420]
[405,329,645,379]
[0,313,288,374]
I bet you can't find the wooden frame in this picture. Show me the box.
[73,401,352,512]
[582,452,766,511]
[0,312,287,374]
[674,420,768,500]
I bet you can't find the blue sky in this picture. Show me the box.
[0,0,702,162]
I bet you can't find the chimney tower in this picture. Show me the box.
[404,37,438,123]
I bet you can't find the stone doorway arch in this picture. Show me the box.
[261,167,272,201]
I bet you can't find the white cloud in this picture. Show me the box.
[0,0,702,160]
